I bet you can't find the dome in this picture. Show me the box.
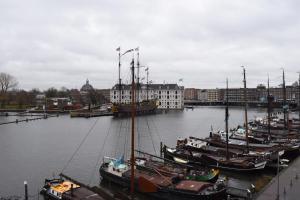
[81,79,94,91]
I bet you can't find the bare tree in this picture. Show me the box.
[0,72,18,93]
[0,72,18,107]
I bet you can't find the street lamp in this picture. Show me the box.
[116,47,135,103]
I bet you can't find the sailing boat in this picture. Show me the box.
[111,48,158,117]
[164,77,268,171]
[100,57,226,200]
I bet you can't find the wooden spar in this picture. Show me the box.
[146,67,149,101]
[135,149,195,169]
[136,49,140,103]
[118,48,122,104]
[298,72,300,120]
[225,78,229,160]
[282,69,288,129]
[242,67,249,153]
[130,57,136,198]
[267,76,271,137]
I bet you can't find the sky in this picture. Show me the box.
[0,0,300,90]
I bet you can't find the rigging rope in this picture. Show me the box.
[145,117,157,156]
[88,120,113,186]
[61,118,100,174]
[137,117,141,152]
[123,118,129,159]
[149,117,163,143]
[114,119,123,157]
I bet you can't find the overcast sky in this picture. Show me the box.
[0,0,299,90]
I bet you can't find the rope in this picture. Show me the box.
[149,117,163,143]
[114,120,123,157]
[123,119,128,159]
[145,117,157,155]
[61,118,100,174]
[88,120,113,185]
[137,117,141,152]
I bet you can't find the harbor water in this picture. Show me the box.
[0,106,275,198]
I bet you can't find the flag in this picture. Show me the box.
[116,47,120,51]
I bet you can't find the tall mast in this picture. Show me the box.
[267,75,271,137]
[117,47,122,103]
[130,57,136,198]
[225,78,229,160]
[298,72,300,120]
[136,48,140,103]
[146,67,149,101]
[242,66,249,153]
[282,69,288,129]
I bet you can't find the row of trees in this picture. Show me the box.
[0,72,108,109]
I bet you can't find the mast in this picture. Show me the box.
[225,78,229,160]
[282,69,288,129]
[117,47,122,103]
[298,72,300,120]
[146,67,149,101]
[136,48,140,103]
[242,66,249,153]
[267,75,271,137]
[130,57,136,198]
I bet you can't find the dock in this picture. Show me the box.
[255,156,300,200]
[70,110,113,118]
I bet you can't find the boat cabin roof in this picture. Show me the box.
[175,180,211,193]
[51,181,80,193]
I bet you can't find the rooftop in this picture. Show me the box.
[112,83,183,90]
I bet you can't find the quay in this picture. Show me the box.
[70,110,113,118]
[256,156,300,200]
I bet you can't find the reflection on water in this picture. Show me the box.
[0,106,274,197]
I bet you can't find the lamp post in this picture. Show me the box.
[116,47,135,104]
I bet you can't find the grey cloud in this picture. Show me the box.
[0,0,299,90]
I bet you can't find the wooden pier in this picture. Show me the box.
[255,156,300,200]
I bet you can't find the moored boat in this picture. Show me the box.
[164,146,267,172]
[100,157,227,200]
[40,177,105,200]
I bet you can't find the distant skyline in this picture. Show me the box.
[0,0,300,90]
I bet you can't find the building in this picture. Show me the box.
[198,89,208,102]
[80,79,95,105]
[110,83,184,109]
[207,89,220,102]
[184,88,198,100]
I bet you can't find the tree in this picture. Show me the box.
[0,72,18,108]
[45,87,58,98]
[0,72,18,93]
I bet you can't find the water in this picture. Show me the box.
[0,106,269,197]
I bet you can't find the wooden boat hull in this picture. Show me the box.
[164,147,267,172]
[100,163,226,200]
[112,100,158,117]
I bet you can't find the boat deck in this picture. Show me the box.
[63,187,106,200]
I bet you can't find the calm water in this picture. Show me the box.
[0,106,269,197]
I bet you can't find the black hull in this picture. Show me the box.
[99,165,226,200]
[164,148,266,172]
[112,100,158,117]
